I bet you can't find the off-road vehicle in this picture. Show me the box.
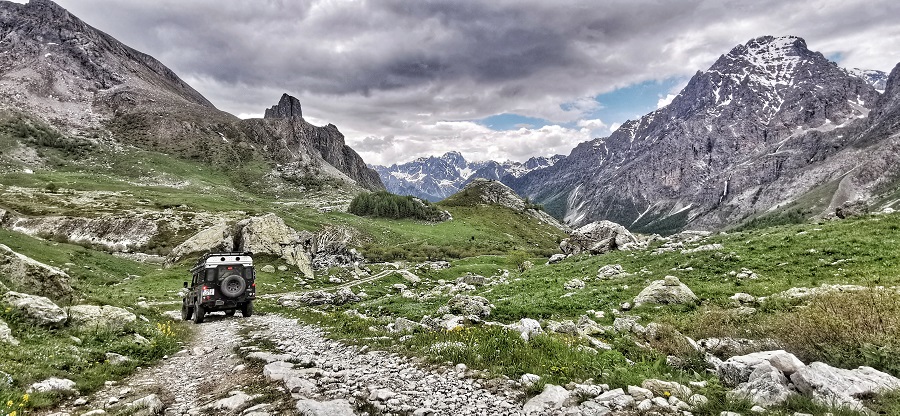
[182,252,256,324]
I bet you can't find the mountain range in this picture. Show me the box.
[370,152,564,201]
[3,0,900,236]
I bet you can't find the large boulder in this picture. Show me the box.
[2,291,67,328]
[168,214,315,278]
[167,222,232,262]
[562,221,638,255]
[790,362,900,410]
[67,304,137,331]
[0,244,73,299]
[27,377,76,393]
[633,276,698,306]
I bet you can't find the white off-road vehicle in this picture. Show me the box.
[182,252,256,323]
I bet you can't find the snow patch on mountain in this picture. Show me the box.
[371,152,564,201]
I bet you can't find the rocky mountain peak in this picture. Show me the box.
[264,93,303,119]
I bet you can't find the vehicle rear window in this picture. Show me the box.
[218,265,244,279]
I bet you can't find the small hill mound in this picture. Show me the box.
[443,178,570,232]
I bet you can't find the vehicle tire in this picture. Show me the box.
[193,304,205,324]
[225,309,236,317]
[181,301,193,321]
[241,301,253,317]
[220,274,247,298]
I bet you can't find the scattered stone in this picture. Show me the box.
[456,273,485,286]
[627,385,653,400]
[209,391,255,412]
[105,353,130,365]
[520,373,541,387]
[0,319,19,345]
[295,398,355,416]
[547,254,567,264]
[633,276,698,306]
[3,291,67,328]
[596,264,625,279]
[509,318,543,341]
[641,379,692,399]
[446,295,493,318]
[564,278,585,290]
[125,394,164,415]
[261,265,276,273]
[682,243,724,254]
[545,320,578,336]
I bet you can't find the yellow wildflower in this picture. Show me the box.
[5,400,12,407]
[663,391,671,397]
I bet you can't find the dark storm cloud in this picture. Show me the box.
[41,0,900,164]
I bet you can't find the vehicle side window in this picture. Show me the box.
[205,268,216,282]
[244,267,254,280]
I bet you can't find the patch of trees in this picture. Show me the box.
[349,191,446,221]
[1,117,94,157]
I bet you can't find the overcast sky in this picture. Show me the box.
[24,0,900,165]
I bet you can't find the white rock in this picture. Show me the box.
[0,319,19,345]
[523,384,570,414]
[27,377,76,393]
[296,399,355,415]
[520,373,541,387]
[633,277,698,306]
[790,362,900,411]
[718,350,804,387]
[627,385,653,400]
[509,318,544,341]
[68,304,137,331]
[730,362,794,407]
[3,291,67,328]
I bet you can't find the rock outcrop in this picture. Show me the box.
[444,178,569,232]
[264,93,302,119]
[561,220,638,255]
[0,243,73,299]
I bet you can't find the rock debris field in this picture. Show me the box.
[39,313,528,416]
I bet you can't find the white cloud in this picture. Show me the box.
[355,121,591,165]
[46,0,900,164]
[577,118,608,130]
[657,94,677,109]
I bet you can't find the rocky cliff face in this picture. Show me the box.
[264,94,303,119]
[513,36,892,233]
[0,0,382,192]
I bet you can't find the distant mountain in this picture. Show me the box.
[0,0,383,191]
[849,68,889,92]
[511,36,897,233]
[371,151,564,201]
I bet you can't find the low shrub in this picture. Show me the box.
[772,288,900,375]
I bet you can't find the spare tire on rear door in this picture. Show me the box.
[220,274,247,298]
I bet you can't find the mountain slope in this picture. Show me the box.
[372,151,563,201]
[0,0,383,192]
[512,36,891,233]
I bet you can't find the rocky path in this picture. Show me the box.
[41,312,527,416]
